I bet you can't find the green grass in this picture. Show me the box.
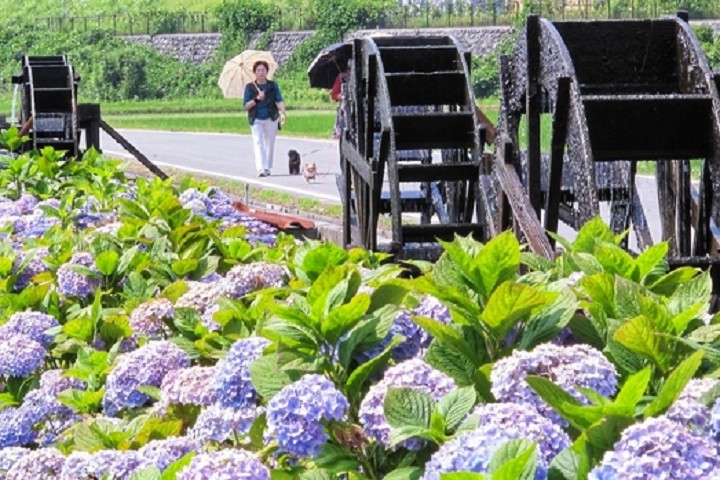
[104,109,337,139]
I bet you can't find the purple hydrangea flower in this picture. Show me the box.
[129,298,174,338]
[359,358,456,450]
[12,247,49,291]
[423,422,542,480]
[6,447,65,479]
[184,199,208,216]
[0,335,46,377]
[139,436,200,472]
[0,407,37,448]
[60,450,144,480]
[103,340,191,415]
[179,188,209,206]
[14,194,38,215]
[589,417,720,479]
[665,378,718,435]
[213,336,269,408]
[175,281,224,320]
[56,252,100,298]
[491,343,618,426]
[0,311,59,346]
[158,366,216,413]
[220,262,287,298]
[177,449,269,480]
[191,404,261,443]
[0,447,31,475]
[267,374,350,458]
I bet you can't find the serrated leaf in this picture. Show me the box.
[573,218,615,253]
[648,267,698,296]
[520,290,577,349]
[322,293,371,344]
[613,315,672,372]
[384,387,435,429]
[548,444,588,480]
[635,242,669,282]
[477,231,520,299]
[437,387,476,431]
[481,281,546,340]
[249,354,295,400]
[579,273,616,318]
[614,367,651,412]
[644,349,704,418]
[669,270,711,317]
[414,315,481,365]
[425,340,477,386]
[489,439,537,480]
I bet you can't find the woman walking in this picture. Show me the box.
[244,60,286,177]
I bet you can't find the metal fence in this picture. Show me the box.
[37,2,720,35]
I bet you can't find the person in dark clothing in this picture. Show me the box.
[244,60,286,177]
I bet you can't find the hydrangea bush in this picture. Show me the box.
[0,147,716,479]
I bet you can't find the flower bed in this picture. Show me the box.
[0,137,717,479]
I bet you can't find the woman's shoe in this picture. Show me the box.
[264,169,271,177]
[258,170,267,177]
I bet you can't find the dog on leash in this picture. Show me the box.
[288,149,301,175]
[303,162,317,182]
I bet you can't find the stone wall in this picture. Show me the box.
[124,26,512,66]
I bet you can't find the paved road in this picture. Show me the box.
[100,129,664,247]
[101,129,344,202]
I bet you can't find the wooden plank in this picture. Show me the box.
[545,77,570,247]
[526,15,542,216]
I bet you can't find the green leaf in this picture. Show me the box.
[73,422,107,452]
[669,270,712,317]
[579,273,616,318]
[595,243,636,279]
[161,452,195,480]
[161,280,189,303]
[440,473,486,480]
[62,317,94,343]
[384,387,435,429]
[345,336,401,401]
[130,466,162,480]
[437,387,476,431]
[481,282,546,340]
[384,467,423,480]
[634,242,669,282]
[477,231,520,299]
[644,349,705,418]
[338,306,395,369]
[613,315,672,372]
[307,266,346,321]
[688,324,720,343]
[520,290,577,349]
[548,443,589,480]
[525,376,590,429]
[95,250,120,277]
[322,293,371,344]
[614,367,651,412]
[573,218,615,253]
[299,470,335,480]
[425,340,477,386]
[648,267,698,297]
[369,283,408,312]
[295,241,349,283]
[314,444,361,474]
[171,259,199,277]
[387,425,431,447]
[414,316,480,365]
[489,439,537,480]
[249,354,295,400]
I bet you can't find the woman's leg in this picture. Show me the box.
[251,120,268,173]
[264,119,279,170]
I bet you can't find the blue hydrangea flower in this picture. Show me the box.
[0,407,37,448]
[128,298,174,339]
[184,199,208,216]
[0,311,59,346]
[22,214,59,238]
[267,374,350,458]
[103,340,191,416]
[139,436,200,472]
[56,252,100,298]
[423,422,544,480]
[363,295,452,362]
[467,402,571,477]
[179,188,209,206]
[158,366,216,413]
[14,194,38,215]
[191,404,261,443]
[177,449,269,480]
[665,378,718,436]
[175,281,225,321]
[589,417,720,479]
[6,447,65,479]
[359,358,456,450]
[213,336,269,408]
[60,450,144,480]
[12,247,49,291]
[491,343,618,426]
[0,335,46,377]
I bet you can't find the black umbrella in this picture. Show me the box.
[307,42,353,89]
